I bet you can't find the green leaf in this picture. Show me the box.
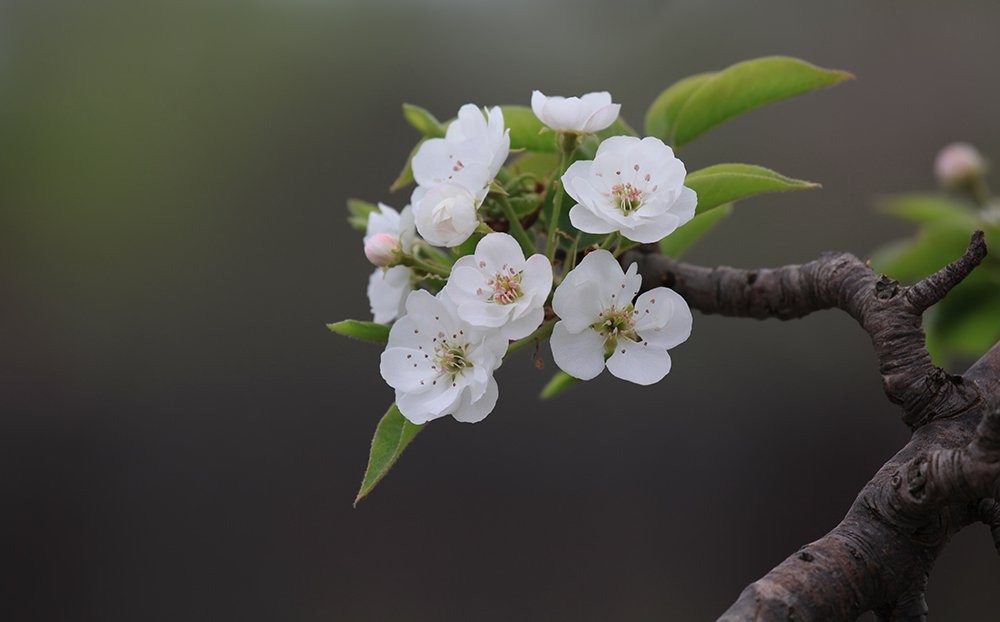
[355,404,425,505]
[877,194,980,230]
[402,103,446,138]
[644,72,716,141]
[685,163,819,215]
[389,139,424,193]
[346,198,378,231]
[327,319,390,344]
[540,371,580,400]
[671,56,853,148]
[659,204,733,258]
[870,226,974,282]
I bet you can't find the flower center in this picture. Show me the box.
[611,182,643,215]
[435,341,472,378]
[487,265,523,304]
[591,305,638,356]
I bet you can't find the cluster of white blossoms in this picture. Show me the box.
[410,104,510,247]
[356,92,696,425]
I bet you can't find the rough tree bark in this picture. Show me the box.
[621,232,1000,621]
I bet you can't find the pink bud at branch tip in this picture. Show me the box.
[364,233,401,267]
[935,142,987,188]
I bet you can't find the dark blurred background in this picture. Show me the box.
[3,0,1000,620]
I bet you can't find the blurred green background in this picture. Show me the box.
[4,0,1000,619]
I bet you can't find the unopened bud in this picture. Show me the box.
[364,233,402,267]
[934,142,987,188]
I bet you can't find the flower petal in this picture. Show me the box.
[476,232,525,273]
[451,376,499,423]
[568,204,617,235]
[501,305,544,340]
[552,273,603,333]
[367,266,412,324]
[634,287,692,350]
[380,346,434,393]
[606,339,672,386]
[550,322,606,381]
[582,103,620,133]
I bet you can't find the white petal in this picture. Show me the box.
[367,266,412,324]
[568,203,617,235]
[452,376,499,423]
[670,186,698,227]
[403,289,459,334]
[365,203,401,239]
[520,254,554,301]
[531,90,547,121]
[620,213,680,244]
[561,160,592,204]
[634,287,692,350]
[476,232,525,273]
[582,103,621,133]
[579,91,613,109]
[397,387,447,424]
[594,135,640,159]
[551,274,603,333]
[422,380,465,416]
[457,299,512,328]
[501,305,544,340]
[443,263,488,305]
[380,347,434,393]
[550,322,606,381]
[606,339,672,385]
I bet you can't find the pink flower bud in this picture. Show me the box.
[364,233,401,267]
[934,142,986,188]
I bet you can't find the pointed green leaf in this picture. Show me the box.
[672,56,853,148]
[644,72,716,141]
[327,320,390,344]
[347,198,378,231]
[659,204,733,258]
[540,371,580,400]
[355,404,425,505]
[389,139,425,193]
[877,194,980,230]
[403,103,446,138]
[685,163,819,215]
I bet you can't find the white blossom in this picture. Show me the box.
[935,142,987,188]
[443,233,553,340]
[531,90,620,134]
[367,266,413,324]
[410,104,510,247]
[562,136,696,243]
[380,290,508,424]
[550,250,691,385]
[412,183,480,248]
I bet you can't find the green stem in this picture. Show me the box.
[401,255,451,278]
[614,240,639,258]
[496,195,536,256]
[599,232,620,251]
[506,319,556,356]
[546,145,573,261]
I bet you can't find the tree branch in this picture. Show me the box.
[620,232,1000,621]
[622,232,986,429]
